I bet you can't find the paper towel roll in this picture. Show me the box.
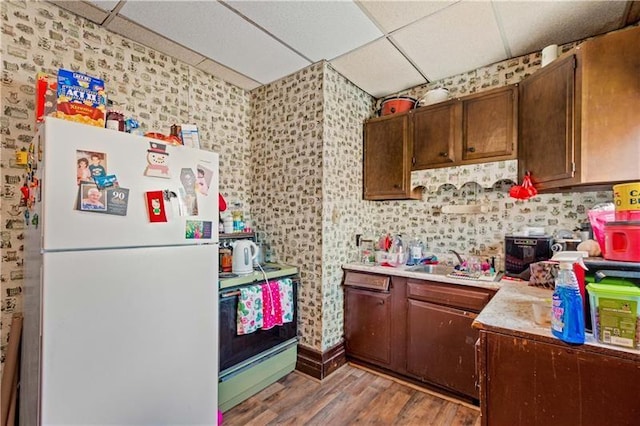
[541,44,559,67]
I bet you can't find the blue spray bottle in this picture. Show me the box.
[550,252,588,344]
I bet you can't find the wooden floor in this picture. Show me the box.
[222,363,481,426]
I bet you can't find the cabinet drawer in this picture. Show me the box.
[407,280,493,312]
[343,271,390,292]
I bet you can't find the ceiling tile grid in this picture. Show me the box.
[225,0,383,61]
[390,1,507,82]
[54,0,636,97]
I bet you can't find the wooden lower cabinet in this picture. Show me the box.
[343,271,494,402]
[343,273,407,372]
[344,287,392,367]
[479,331,640,426]
[406,300,478,398]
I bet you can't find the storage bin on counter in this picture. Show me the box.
[586,282,640,349]
[604,221,640,262]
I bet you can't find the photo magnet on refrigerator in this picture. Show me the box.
[145,190,167,222]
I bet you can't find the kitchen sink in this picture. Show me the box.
[408,264,454,275]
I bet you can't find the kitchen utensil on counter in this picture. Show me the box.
[380,96,418,116]
[231,240,258,275]
[552,239,581,252]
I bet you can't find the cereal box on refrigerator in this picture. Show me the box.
[54,69,107,127]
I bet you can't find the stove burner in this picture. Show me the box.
[219,272,238,279]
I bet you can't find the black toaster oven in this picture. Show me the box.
[504,235,554,279]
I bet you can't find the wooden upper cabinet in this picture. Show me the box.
[519,55,576,187]
[462,85,517,162]
[519,25,640,190]
[363,113,419,200]
[412,85,517,171]
[412,101,460,169]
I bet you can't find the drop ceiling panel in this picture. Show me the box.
[106,16,206,66]
[496,1,628,56]
[225,0,382,62]
[195,59,261,91]
[49,1,109,24]
[118,1,310,84]
[357,0,456,34]
[87,1,121,12]
[330,38,426,98]
[392,1,506,81]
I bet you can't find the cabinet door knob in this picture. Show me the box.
[393,184,400,189]
[467,147,476,153]
[439,152,448,157]
[378,300,385,305]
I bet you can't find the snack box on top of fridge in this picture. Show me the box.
[53,69,107,128]
[35,72,57,124]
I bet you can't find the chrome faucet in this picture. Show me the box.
[449,249,464,267]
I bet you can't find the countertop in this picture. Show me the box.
[342,262,640,361]
[342,262,502,291]
[475,282,640,361]
[219,263,298,290]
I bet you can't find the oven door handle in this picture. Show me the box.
[220,290,241,299]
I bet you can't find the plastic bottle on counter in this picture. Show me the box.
[387,235,408,267]
[408,237,424,266]
[550,251,587,344]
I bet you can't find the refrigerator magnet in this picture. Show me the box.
[93,174,118,190]
[196,164,213,196]
[145,190,167,222]
[185,220,212,239]
[103,187,129,216]
[144,142,171,179]
[78,183,107,212]
[179,168,197,195]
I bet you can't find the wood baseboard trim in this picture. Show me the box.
[295,341,346,380]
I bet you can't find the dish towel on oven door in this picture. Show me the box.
[279,279,294,323]
[236,285,263,335]
[261,281,283,330]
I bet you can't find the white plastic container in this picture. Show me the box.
[420,88,449,106]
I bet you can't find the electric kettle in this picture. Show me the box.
[231,240,258,275]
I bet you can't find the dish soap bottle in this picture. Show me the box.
[550,251,588,344]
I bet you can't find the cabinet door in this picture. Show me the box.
[412,102,460,170]
[363,113,412,200]
[462,86,517,162]
[406,299,478,399]
[344,287,392,367]
[518,55,577,187]
[482,332,640,426]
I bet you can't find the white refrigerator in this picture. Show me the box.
[21,118,219,425]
